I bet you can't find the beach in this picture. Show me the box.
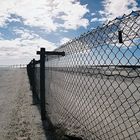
[0,68,46,140]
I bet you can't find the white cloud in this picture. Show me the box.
[91,13,96,16]
[0,33,3,39]
[0,0,90,64]
[98,18,106,22]
[60,37,70,45]
[100,0,140,21]
[91,17,98,22]
[54,0,89,29]
[14,29,40,40]
[0,0,89,31]
[0,29,56,64]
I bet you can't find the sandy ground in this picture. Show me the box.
[0,68,46,140]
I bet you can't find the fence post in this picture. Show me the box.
[30,60,34,88]
[32,58,37,104]
[37,48,46,121]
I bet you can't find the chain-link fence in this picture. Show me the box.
[28,10,140,140]
[27,59,40,104]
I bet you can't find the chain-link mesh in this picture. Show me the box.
[43,11,140,139]
[34,64,40,100]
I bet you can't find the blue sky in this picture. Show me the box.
[0,0,139,65]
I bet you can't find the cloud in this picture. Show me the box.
[91,17,98,22]
[7,18,21,23]
[0,0,89,31]
[0,33,3,39]
[0,29,56,64]
[14,29,40,40]
[91,13,96,16]
[0,0,90,65]
[100,0,140,21]
[60,37,70,45]
[56,0,89,29]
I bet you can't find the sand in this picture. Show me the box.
[0,68,46,140]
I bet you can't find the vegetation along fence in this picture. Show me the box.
[27,10,140,140]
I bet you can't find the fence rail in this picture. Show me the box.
[27,10,140,140]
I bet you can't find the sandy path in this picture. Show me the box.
[0,68,46,140]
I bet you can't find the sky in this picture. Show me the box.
[0,0,139,65]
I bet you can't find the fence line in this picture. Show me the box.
[27,10,140,140]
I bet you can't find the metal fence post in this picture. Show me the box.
[30,60,34,88]
[32,58,37,104]
[37,48,46,121]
